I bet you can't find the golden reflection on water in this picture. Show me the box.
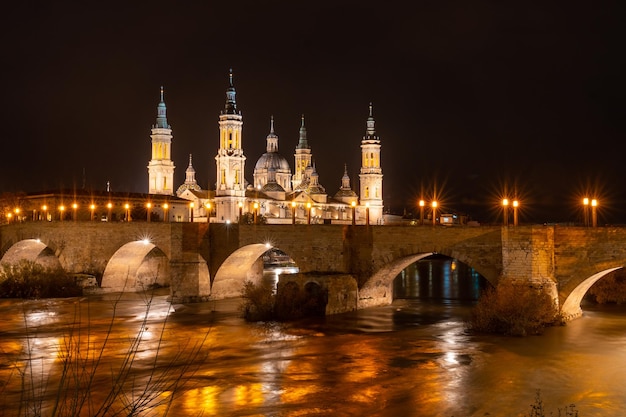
[182,386,219,415]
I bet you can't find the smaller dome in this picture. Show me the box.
[262,182,285,192]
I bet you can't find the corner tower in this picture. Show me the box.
[359,103,383,224]
[292,115,312,190]
[147,86,175,195]
[215,69,246,222]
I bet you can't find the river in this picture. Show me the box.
[1,258,625,416]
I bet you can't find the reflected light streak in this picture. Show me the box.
[234,383,264,407]
[183,386,219,415]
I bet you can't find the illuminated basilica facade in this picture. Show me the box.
[147,71,384,225]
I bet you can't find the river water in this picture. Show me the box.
[1,258,625,417]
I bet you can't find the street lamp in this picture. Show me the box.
[431,201,438,226]
[253,202,259,224]
[42,205,48,221]
[513,200,519,226]
[583,197,590,227]
[6,212,12,224]
[419,199,425,225]
[351,201,357,225]
[307,202,312,225]
[124,203,130,222]
[59,205,66,222]
[72,203,78,221]
[14,208,20,223]
[90,204,95,221]
[147,202,152,222]
[163,203,169,222]
[205,202,212,222]
[591,199,598,227]
[502,198,509,226]
[365,202,370,226]
[107,202,112,222]
[189,202,194,222]
[291,201,296,225]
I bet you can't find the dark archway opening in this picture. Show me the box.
[391,254,491,326]
[393,254,490,302]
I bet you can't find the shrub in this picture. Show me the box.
[240,281,275,321]
[0,260,82,299]
[526,390,579,417]
[241,280,328,322]
[468,281,558,336]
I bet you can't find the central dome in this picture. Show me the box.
[254,152,291,171]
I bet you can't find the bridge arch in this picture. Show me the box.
[211,243,272,299]
[0,239,63,271]
[358,251,497,309]
[561,266,624,320]
[100,241,170,292]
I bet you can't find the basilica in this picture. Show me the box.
[147,70,384,225]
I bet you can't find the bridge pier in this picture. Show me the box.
[169,254,211,303]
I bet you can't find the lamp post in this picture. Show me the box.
[205,202,212,223]
[591,199,598,228]
[107,202,112,222]
[253,202,259,224]
[431,201,438,226]
[502,198,509,226]
[419,199,425,225]
[307,202,312,225]
[351,201,356,225]
[147,202,152,222]
[291,201,296,225]
[6,212,12,224]
[365,202,370,226]
[583,197,590,227]
[72,203,78,221]
[14,208,20,223]
[42,205,48,221]
[189,202,194,222]
[59,205,65,222]
[124,204,130,222]
[90,204,95,221]
[163,203,169,223]
[238,201,243,224]
[513,200,519,226]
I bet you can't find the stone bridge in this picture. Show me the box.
[1,222,626,320]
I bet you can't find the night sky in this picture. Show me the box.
[2,2,625,224]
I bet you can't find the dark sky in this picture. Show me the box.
[2,1,625,224]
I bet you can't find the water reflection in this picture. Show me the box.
[1,266,626,416]
[394,255,488,301]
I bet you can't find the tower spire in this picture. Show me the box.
[155,86,169,129]
[224,68,238,114]
[266,115,278,153]
[365,102,376,139]
[297,114,309,149]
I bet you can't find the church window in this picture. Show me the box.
[221,169,226,185]
[228,131,233,148]
[235,170,239,184]
[365,186,369,198]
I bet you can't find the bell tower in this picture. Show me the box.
[359,103,383,224]
[215,69,246,222]
[147,86,175,195]
[292,115,312,190]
